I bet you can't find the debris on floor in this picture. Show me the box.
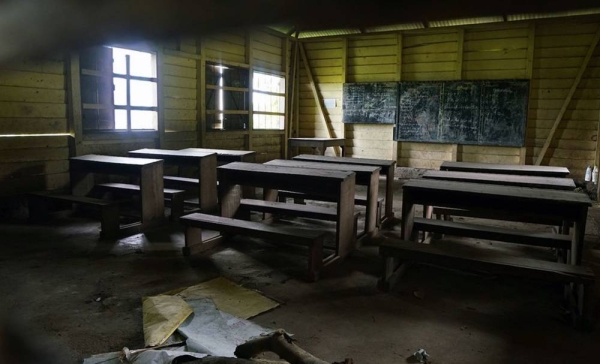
[83,277,279,363]
[167,276,280,319]
[143,295,194,347]
[411,348,430,363]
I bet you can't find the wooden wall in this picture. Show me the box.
[297,17,600,177]
[0,28,286,196]
[0,57,70,195]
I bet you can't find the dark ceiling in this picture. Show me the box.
[0,0,598,62]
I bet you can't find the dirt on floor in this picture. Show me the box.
[1,179,600,364]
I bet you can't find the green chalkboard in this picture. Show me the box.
[395,80,529,147]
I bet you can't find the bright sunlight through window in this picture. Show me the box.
[111,47,158,130]
[253,72,285,130]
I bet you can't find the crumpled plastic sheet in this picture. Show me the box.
[82,348,206,364]
[83,298,271,364]
[177,298,271,357]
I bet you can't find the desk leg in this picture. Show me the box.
[337,177,356,258]
[384,163,396,220]
[240,154,256,199]
[364,172,379,237]
[219,180,241,218]
[572,208,588,265]
[140,162,165,227]
[340,146,346,156]
[198,155,218,214]
[401,193,416,241]
[263,188,278,221]
[70,171,94,197]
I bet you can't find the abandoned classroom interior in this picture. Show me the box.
[2,1,600,363]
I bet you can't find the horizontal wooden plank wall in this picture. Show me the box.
[399,29,460,168]
[528,20,600,177]
[203,30,247,64]
[460,23,528,164]
[0,57,70,195]
[298,39,344,152]
[297,18,600,177]
[345,34,396,159]
[162,38,198,150]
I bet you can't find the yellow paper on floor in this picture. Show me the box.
[142,295,193,347]
[174,277,279,319]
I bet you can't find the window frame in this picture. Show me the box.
[112,47,159,131]
[80,45,160,138]
[252,71,286,131]
[205,62,250,131]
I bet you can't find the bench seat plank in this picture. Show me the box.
[96,183,185,220]
[379,238,594,284]
[164,176,200,185]
[28,192,121,238]
[180,213,329,281]
[239,199,337,221]
[378,237,595,328]
[413,217,572,249]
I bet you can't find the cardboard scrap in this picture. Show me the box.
[171,277,279,319]
[142,295,193,347]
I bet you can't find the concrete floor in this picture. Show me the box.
[1,179,600,363]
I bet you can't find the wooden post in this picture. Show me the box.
[197,37,207,147]
[522,23,536,165]
[535,26,600,166]
[247,30,254,151]
[287,32,300,157]
[392,33,403,163]
[299,42,341,156]
[156,49,166,149]
[283,36,290,159]
[67,52,83,157]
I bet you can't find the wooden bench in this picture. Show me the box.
[238,199,361,238]
[179,213,329,281]
[430,207,567,226]
[378,237,595,329]
[413,217,572,250]
[239,199,338,221]
[278,190,383,227]
[96,183,186,221]
[28,191,120,239]
[163,175,199,186]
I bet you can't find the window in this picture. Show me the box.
[80,46,158,133]
[253,72,285,130]
[205,63,249,131]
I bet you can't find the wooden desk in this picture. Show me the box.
[180,148,256,164]
[423,170,575,190]
[128,148,218,213]
[440,161,570,178]
[218,162,356,259]
[69,154,164,230]
[265,159,380,237]
[288,138,346,157]
[293,154,396,221]
[401,179,592,265]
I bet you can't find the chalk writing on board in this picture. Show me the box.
[397,82,442,142]
[479,81,529,146]
[395,80,528,147]
[440,82,480,144]
[343,82,398,124]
